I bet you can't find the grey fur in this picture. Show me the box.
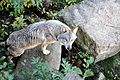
[6,20,78,58]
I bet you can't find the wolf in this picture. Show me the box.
[6,20,78,58]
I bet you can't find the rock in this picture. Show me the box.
[57,0,120,62]
[63,71,84,80]
[45,42,62,71]
[14,42,62,80]
[97,72,105,80]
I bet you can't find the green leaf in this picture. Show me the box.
[65,0,70,2]
[4,31,8,35]
[83,69,94,78]
[8,73,14,80]
[83,63,86,67]
[87,56,94,64]
[73,67,82,75]
[31,0,35,6]
[0,56,6,61]
[3,62,7,67]
[0,62,7,69]
[4,71,10,79]
[83,58,87,62]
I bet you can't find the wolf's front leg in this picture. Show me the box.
[42,44,50,55]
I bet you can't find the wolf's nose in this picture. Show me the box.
[68,46,72,50]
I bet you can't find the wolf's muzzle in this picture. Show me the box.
[65,45,72,50]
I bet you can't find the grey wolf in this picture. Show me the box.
[6,20,78,58]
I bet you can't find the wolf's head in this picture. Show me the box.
[57,27,78,50]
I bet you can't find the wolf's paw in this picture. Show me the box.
[43,50,50,55]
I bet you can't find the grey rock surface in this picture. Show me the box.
[14,42,61,80]
[97,72,105,80]
[63,71,84,80]
[57,0,120,62]
[45,42,62,71]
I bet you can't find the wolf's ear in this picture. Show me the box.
[72,27,78,34]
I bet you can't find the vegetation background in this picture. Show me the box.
[0,0,120,80]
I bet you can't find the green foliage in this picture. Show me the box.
[0,0,81,17]
[19,57,64,80]
[97,53,120,80]
[51,70,64,80]
[23,0,44,8]
[0,0,49,17]
[18,50,95,80]
[0,0,11,11]
[63,0,81,8]
[0,0,46,17]
[30,57,52,80]
[0,21,9,40]
[61,58,82,75]
[83,69,94,78]
[61,56,94,78]
[63,48,95,78]
[10,0,24,16]
[0,56,15,80]
[0,26,8,38]
[0,46,5,53]
[0,0,24,16]
[78,50,95,78]
[11,15,25,30]
[0,21,8,53]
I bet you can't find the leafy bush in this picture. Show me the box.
[19,57,83,80]
[62,46,95,78]
[10,0,24,16]
[19,57,64,80]
[0,21,9,40]
[0,56,15,80]
[0,0,82,17]
[19,54,94,80]
[11,15,26,30]
[61,58,82,75]
[0,0,43,16]
[30,57,53,80]
[62,0,82,8]
[61,53,94,78]
[0,0,24,16]
[0,0,11,11]
[75,50,94,78]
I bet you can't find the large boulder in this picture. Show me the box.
[14,42,62,80]
[57,0,120,62]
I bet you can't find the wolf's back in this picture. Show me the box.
[7,20,71,45]
[6,20,71,57]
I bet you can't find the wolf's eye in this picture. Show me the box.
[63,38,67,41]
[63,31,67,33]
[71,39,74,42]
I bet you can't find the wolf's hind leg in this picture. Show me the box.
[42,44,50,55]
